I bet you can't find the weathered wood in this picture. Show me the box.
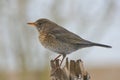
[50,58,90,80]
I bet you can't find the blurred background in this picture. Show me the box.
[0,0,120,80]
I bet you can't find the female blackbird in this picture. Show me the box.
[27,18,112,66]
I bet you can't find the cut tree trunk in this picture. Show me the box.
[50,58,90,80]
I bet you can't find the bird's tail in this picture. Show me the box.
[91,43,112,48]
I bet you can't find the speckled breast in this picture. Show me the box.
[39,32,76,54]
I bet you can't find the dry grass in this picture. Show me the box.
[0,66,120,80]
[88,66,120,80]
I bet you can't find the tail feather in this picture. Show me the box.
[92,43,112,48]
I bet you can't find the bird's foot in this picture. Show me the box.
[53,54,61,61]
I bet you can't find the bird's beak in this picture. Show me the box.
[27,22,36,27]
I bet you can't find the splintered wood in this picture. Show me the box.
[50,58,90,80]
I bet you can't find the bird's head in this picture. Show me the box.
[27,18,50,31]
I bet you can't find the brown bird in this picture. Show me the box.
[27,18,112,66]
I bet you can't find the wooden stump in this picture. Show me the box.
[50,58,90,80]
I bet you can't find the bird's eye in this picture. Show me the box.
[39,23,42,25]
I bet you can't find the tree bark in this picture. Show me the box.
[50,58,90,80]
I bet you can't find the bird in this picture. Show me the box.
[27,18,112,66]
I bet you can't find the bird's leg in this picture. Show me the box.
[59,54,66,66]
[53,54,66,67]
[53,54,61,61]
[51,55,66,75]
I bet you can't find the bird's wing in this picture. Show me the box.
[49,26,91,45]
